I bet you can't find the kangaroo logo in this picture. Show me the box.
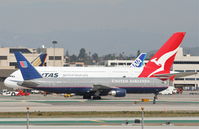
[150,58,161,66]
[147,47,179,77]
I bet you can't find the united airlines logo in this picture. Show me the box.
[19,61,28,68]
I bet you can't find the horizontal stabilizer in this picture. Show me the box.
[154,72,197,78]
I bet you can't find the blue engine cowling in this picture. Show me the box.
[109,88,126,97]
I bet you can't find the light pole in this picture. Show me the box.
[52,41,57,66]
[141,107,144,129]
[26,107,30,129]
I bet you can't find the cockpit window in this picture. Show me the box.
[9,75,15,78]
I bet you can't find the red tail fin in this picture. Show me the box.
[138,32,186,77]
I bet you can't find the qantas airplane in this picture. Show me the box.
[9,32,186,104]
[4,53,147,89]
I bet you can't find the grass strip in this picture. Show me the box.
[0,111,199,118]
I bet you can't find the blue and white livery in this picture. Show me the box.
[130,53,147,68]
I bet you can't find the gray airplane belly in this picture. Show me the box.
[36,78,168,88]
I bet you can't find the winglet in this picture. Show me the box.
[130,53,147,68]
[14,52,42,80]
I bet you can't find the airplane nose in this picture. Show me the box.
[4,77,10,87]
[4,77,17,89]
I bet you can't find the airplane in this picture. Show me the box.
[4,32,190,86]
[12,32,186,104]
[15,51,169,104]
[4,53,147,89]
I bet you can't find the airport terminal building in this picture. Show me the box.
[173,48,199,90]
[0,47,64,69]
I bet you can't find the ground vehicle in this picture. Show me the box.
[2,91,19,96]
[159,86,177,95]
[2,90,30,96]
[17,90,30,96]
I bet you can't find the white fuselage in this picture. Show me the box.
[4,66,144,89]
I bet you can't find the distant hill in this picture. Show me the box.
[183,47,199,56]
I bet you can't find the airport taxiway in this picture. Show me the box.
[0,91,199,112]
[0,117,199,128]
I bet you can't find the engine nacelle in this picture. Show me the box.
[109,88,126,97]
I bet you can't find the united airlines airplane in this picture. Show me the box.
[4,53,147,89]
[15,52,168,104]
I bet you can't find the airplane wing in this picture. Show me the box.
[17,80,39,87]
[92,84,112,91]
[154,72,197,78]
[92,84,126,97]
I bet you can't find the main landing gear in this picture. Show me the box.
[153,93,158,104]
[93,96,101,100]
[83,94,101,100]
[83,94,92,99]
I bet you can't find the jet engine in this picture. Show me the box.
[109,88,126,97]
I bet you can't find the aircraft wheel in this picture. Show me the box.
[83,94,91,99]
[93,96,101,100]
[11,92,16,96]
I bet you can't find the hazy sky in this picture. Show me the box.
[0,0,198,55]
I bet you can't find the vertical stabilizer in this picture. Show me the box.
[138,32,186,77]
[31,53,47,66]
[14,52,42,80]
[130,53,147,68]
